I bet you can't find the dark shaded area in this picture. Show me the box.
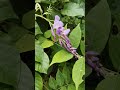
[20,50,35,76]
[10,0,34,18]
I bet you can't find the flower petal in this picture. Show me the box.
[55,15,60,21]
[63,29,70,35]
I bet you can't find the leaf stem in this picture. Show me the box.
[35,14,53,26]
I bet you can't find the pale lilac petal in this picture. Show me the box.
[55,15,60,21]
[63,29,70,35]
[53,21,64,29]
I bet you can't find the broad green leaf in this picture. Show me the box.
[35,43,44,62]
[37,35,46,44]
[60,86,67,90]
[41,39,54,48]
[16,34,34,53]
[35,52,49,74]
[35,72,43,90]
[62,64,71,84]
[0,42,20,87]
[96,75,120,90]
[109,34,120,70]
[56,69,64,87]
[22,10,34,29]
[0,0,18,21]
[72,57,85,90]
[17,61,34,90]
[35,21,42,35]
[44,30,52,38]
[49,76,57,89]
[69,23,81,48]
[50,50,73,66]
[61,2,84,16]
[86,0,111,53]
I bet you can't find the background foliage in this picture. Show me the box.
[0,0,34,89]
[86,0,120,90]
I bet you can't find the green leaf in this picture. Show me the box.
[44,30,52,38]
[22,10,34,29]
[78,82,85,90]
[0,33,34,89]
[61,2,84,16]
[35,52,49,74]
[35,43,44,62]
[72,57,85,90]
[62,64,71,84]
[69,23,81,48]
[0,42,20,87]
[35,72,43,90]
[17,61,34,90]
[109,35,120,70]
[67,84,76,90]
[50,50,73,66]
[35,21,42,35]
[49,76,57,89]
[41,39,54,48]
[56,69,64,87]
[16,34,34,53]
[96,75,120,90]
[0,0,18,21]
[80,40,85,56]
[86,0,111,53]
[60,86,67,90]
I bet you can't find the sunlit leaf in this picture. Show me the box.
[35,43,44,63]
[61,2,84,16]
[72,57,85,90]
[41,39,54,48]
[35,72,43,90]
[69,23,81,48]
[50,50,73,66]
[35,52,49,74]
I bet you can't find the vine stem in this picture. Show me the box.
[35,14,53,26]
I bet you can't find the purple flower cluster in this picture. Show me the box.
[51,15,78,58]
[86,51,104,76]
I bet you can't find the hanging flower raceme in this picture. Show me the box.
[51,15,79,58]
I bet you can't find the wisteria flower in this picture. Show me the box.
[51,15,79,58]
